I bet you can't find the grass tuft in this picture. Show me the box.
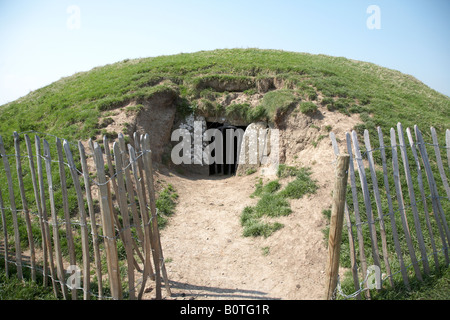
[242,165,317,238]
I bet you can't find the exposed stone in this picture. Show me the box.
[134,91,177,163]
[235,122,269,176]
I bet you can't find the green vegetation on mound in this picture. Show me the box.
[0,48,449,300]
[241,165,318,238]
[0,48,448,146]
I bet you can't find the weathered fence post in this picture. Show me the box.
[141,133,172,297]
[0,186,8,278]
[13,132,36,282]
[79,141,104,299]
[24,134,49,286]
[0,135,23,281]
[43,139,68,299]
[63,140,91,300]
[56,138,77,300]
[112,141,137,300]
[329,132,361,299]
[378,128,410,289]
[324,154,350,300]
[92,141,122,300]
[35,136,58,296]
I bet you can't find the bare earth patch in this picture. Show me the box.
[143,108,360,300]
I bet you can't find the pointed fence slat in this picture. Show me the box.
[329,132,361,299]
[0,135,23,280]
[415,126,450,264]
[390,128,423,282]
[129,144,160,299]
[56,138,77,299]
[330,124,449,299]
[117,133,147,270]
[363,130,394,286]
[133,132,148,204]
[102,137,139,261]
[35,136,58,295]
[103,136,119,197]
[102,137,138,266]
[13,132,36,281]
[92,142,122,300]
[406,128,440,273]
[0,186,9,278]
[43,139,68,299]
[351,131,382,273]
[397,123,430,275]
[118,134,146,255]
[24,134,48,285]
[141,133,172,297]
[78,141,103,299]
[0,131,171,300]
[377,127,409,288]
[113,142,136,300]
[346,133,369,298]
[430,127,450,199]
[63,140,91,300]
[112,141,137,300]
[446,129,450,171]
[324,154,350,300]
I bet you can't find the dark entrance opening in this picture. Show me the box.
[206,122,247,176]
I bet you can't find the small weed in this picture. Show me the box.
[311,134,327,148]
[155,183,178,229]
[299,101,318,114]
[0,258,57,300]
[241,206,284,238]
[100,129,117,140]
[165,257,173,263]
[251,178,280,198]
[279,176,318,199]
[242,165,317,238]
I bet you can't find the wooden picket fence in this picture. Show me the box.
[328,123,450,299]
[0,131,171,300]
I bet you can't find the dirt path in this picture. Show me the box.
[141,109,359,300]
[145,168,331,300]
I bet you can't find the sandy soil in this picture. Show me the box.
[0,105,359,301]
[144,171,326,300]
[140,107,360,300]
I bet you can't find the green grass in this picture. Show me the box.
[336,263,450,300]
[1,48,447,145]
[299,101,318,115]
[0,48,448,299]
[245,168,257,175]
[0,258,57,300]
[278,166,318,199]
[257,89,299,120]
[0,180,178,300]
[251,178,281,198]
[255,193,292,217]
[155,183,178,229]
[321,139,450,300]
[241,206,284,238]
[241,165,317,238]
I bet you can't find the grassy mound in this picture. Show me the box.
[0,48,448,146]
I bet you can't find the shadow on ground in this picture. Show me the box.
[165,279,281,300]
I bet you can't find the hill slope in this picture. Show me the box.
[1,48,448,145]
[0,49,449,300]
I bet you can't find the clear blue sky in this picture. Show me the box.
[0,0,449,105]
